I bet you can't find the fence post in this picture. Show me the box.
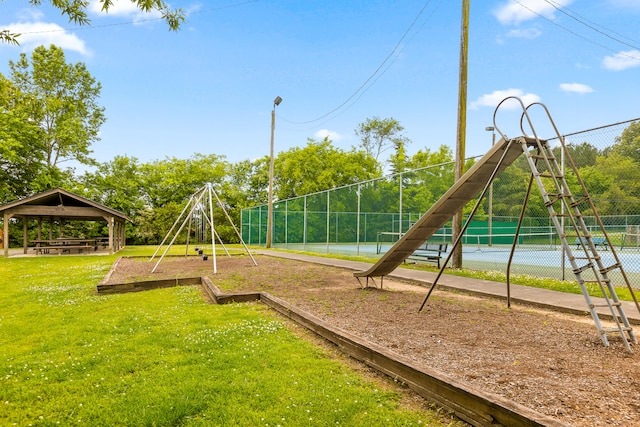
[326,191,330,253]
[399,172,403,235]
[356,184,361,256]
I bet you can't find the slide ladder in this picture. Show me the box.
[513,104,638,351]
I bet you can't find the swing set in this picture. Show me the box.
[150,183,257,273]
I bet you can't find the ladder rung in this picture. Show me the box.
[571,196,590,206]
[571,256,596,261]
[530,154,552,160]
[545,196,563,206]
[592,302,622,308]
[602,326,633,333]
[600,264,621,274]
[538,172,560,179]
[574,263,593,274]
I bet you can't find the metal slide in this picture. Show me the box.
[354,136,525,279]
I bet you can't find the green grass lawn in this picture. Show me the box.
[0,248,461,426]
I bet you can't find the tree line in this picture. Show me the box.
[2,45,639,247]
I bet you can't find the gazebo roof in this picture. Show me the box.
[0,188,133,223]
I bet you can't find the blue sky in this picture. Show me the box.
[1,0,639,170]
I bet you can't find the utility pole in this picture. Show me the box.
[452,0,469,269]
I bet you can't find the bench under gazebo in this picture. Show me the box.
[1,188,132,257]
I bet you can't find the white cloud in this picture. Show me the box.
[602,50,640,71]
[6,22,89,56]
[315,129,344,141]
[506,27,542,39]
[470,89,541,110]
[88,0,163,24]
[559,83,594,94]
[494,0,573,25]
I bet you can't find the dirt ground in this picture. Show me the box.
[105,254,640,427]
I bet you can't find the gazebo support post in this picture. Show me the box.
[23,219,28,254]
[3,212,9,257]
[109,217,114,255]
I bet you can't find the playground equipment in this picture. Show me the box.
[150,183,257,273]
[355,97,640,352]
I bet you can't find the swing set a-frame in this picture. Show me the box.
[150,183,257,273]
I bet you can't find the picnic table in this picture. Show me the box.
[31,238,99,255]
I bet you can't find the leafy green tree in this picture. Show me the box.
[355,117,410,167]
[552,141,600,169]
[611,121,640,162]
[139,153,229,208]
[74,155,144,217]
[228,157,270,207]
[274,137,380,200]
[137,154,239,243]
[0,75,43,202]
[398,145,456,215]
[1,0,184,44]
[581,152,640,216]
[8,45,105,189]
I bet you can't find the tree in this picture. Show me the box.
[0,75,43,202]
[355,117,410,167]
[8,45,106,188]
[274,137,380,200]
[139,153,229,208]
[1,0,184,45]
[611,121,640,162]
[553,141,600,169]
[74,155,144,217]
[581,152,640,216]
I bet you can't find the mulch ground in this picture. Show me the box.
[104,254,640,427]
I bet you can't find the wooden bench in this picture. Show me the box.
[573,237,608,250]
[408,242,448,268]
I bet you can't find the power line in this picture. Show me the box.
[543,0,640,51]
[512,0,640,62]
[279,0,441,127]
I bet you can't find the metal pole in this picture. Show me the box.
[356,184,361,256]
[303,195,307,249]
[399,172,403,235]
[485,127,495,246]
[266,96,282,248]
[452,0,469,268]
[207,184,217,274]
[326,191,330,253]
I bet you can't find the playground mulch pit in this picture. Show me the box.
[104,254,640,427]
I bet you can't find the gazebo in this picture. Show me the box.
[1,188,132,257]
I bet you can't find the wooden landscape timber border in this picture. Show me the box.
[96,260,569,427]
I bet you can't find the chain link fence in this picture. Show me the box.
[242,118,640,286]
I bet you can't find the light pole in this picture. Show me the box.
[266,96,282,249]
[485,126,496,246]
